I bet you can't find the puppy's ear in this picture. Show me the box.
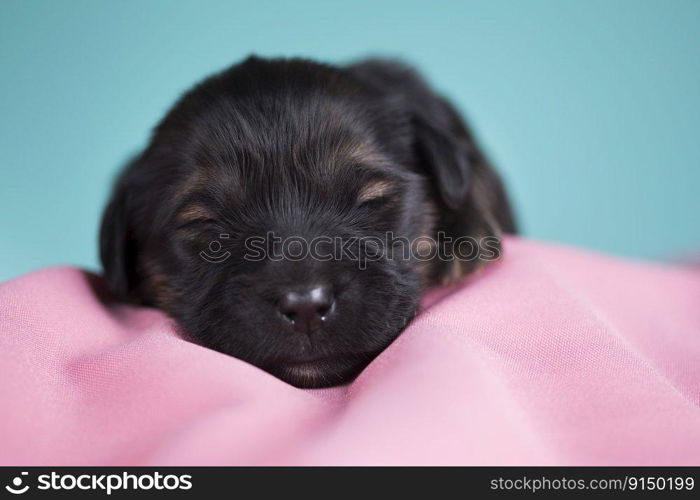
[411,100,517,234]
[412,111,472,211]
[348,59,517,282]
[99,176,138,300]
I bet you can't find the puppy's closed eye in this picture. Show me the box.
[173,205,219,245]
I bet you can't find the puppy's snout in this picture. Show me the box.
[279,284,335,335]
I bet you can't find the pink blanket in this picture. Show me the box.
[1,237,699,465]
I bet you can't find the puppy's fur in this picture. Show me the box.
[100,56,516,388]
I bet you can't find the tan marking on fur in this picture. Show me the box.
[441,259,465,286]
[433,167,507,286]
[141,260,178,310]
[411,198,440,287]
[177,204,214,223]
[358,180,394,202]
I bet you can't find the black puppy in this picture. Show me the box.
[100,56,516,388]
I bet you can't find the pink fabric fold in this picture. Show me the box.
[1,237,699,465]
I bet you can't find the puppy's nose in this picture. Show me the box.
[279,285,335,335]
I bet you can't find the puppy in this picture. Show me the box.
[100,56,516,388]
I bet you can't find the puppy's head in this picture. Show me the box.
[100,57,516,387]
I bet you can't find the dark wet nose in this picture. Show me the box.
[279,284,335,335]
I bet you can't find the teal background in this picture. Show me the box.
[1,0,699,281]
